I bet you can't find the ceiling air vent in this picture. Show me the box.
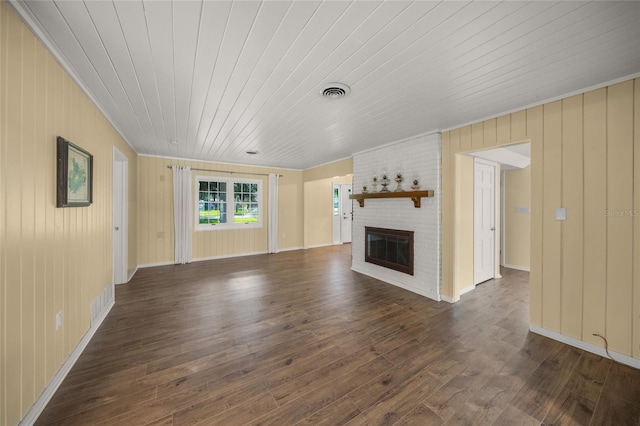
[320,83,351,99]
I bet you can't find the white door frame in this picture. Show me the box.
[340,184,352,243]
[113,147,128,285]
[473,158,497,285]
[332,184,341,245]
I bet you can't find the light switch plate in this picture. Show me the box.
[555,208,567,221]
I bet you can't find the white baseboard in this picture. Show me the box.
[137,260,175,269]
[459,285,475,296]
[305,243,334,249]
[126,266,138,282]
[276,246,304,253]
[194,251,267,262]
[503,263,530,272]
[529,325,640,369]
[20,288,115,426]
[439,294,458,303]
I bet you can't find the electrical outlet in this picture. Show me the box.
[56,311,63,330]
[160,175,165,182]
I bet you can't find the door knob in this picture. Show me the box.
[115,227,119,231]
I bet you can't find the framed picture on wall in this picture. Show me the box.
[56,136,93,207]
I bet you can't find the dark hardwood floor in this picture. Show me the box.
[35,245,640,425]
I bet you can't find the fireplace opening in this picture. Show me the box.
[365,227,414,275]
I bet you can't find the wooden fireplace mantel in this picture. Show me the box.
[349,190,434,208]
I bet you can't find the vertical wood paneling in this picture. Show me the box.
[511,110,527,141]
[496,115,511,145]
[560,95,583,339]
[483,118,497,146]
[634,78,640,359]
[21,25,37,407]
[449,129,462,299]
[444,84,640,365]
[163,158,172,263]
[528,106,543,327]
[582,88,607,346]
[606,81,634,354]
[471,122,483,150]
[1,3,138,423]
[5,12,24,423]
[138,156,149,264]
[0,3,7,423]
[460,125,471,152]
[541,101,563,331]
[35,52,49,390]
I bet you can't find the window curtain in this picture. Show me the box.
[268,173,279,254]
[172,166,192,264]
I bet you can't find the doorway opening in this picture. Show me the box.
[455,142,531,296]
[332,178,353,245]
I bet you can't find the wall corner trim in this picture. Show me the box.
[439,295,457,304]
[19,299,116,425]
[529,325,640,370]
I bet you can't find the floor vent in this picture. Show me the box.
[90,282,114,326]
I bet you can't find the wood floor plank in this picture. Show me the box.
[394,403,443,426]
[32,246,640,426]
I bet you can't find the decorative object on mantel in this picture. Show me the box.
[411,179,420,190]
[394,173,404,192]
[372,176,378,193]
[349,190,434,208]
[362,185,368,194]
[380,173,390,192]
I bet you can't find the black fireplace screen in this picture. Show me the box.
[365,227,414,275]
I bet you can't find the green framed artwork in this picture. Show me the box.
[56,136,93,207]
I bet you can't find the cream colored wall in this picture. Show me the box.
[302,158,353,248]
[0,3,138,424]
[137,156,303,264]
[302,157,352,183]
[442,79,640,360]
[504,166,531,269]
[303,179,333,248]
[454,154,474,291]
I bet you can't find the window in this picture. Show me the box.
[195,176,262,231]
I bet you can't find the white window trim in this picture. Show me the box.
[195,175,263,231]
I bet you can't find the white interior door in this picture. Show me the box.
[474,159,495,285]
[340,184,352,243]
[113,148,128,285]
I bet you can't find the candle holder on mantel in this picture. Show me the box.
[411,179,420,190]
[379,174,390,192]
[372,176,378,193]
[394,173,404,192]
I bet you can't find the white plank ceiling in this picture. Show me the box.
[10,0,640,170]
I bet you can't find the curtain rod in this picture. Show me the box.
[167,166,282,177]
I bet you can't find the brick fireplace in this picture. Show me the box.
[365,227,414,275]
[351,133,441,301]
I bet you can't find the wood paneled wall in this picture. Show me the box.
[504,166,531,270]
[442,79,640,359]
[136,156,303,265]
[0,2,137,424]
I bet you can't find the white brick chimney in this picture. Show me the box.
[351,133,441,300]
